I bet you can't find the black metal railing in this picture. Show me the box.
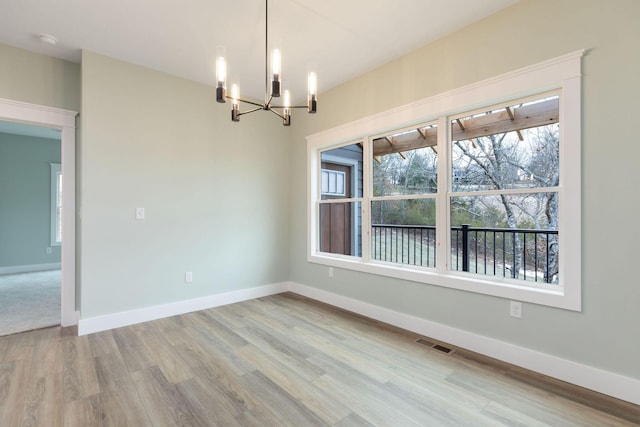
[371,224,437,267]
[371,224,558,283]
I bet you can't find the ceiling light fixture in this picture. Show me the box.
[215,0,317,126]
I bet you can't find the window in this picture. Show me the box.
[449,95,560,285]
[50,163,62,245]
[308,51,583,310]
[318,143,363,257]
[371,124,438,268]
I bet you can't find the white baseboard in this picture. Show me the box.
[62,310,81,328]
[75,279,639,405]
[287,281,640,406]
[77,282,289,336]
[0,263,61,275]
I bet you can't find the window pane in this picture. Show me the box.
[451,96,559,192]
[319,201,362,257]
[321,143,363,199]
[321,170,329,194]
[371,199,435,267]
[373,125,438,196]
[321,169,347,196]
[450,193,559,284]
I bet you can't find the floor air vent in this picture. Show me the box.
[416,338,453,354]
[432,344,453,354]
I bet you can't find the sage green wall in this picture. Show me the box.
[80,51,290,317]
[0,43,80,111]
[289,0,640,380]
[0,133,61,268]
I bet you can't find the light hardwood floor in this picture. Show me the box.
[1,293,638,426]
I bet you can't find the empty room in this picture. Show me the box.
[0,0,639,425]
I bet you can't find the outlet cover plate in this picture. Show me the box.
[510,301,522,318]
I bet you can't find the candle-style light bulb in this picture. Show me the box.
[217,57,226,84]
[231,84,239,105]
[307,72,317,113]
[216,48,227,103]
[271,48,281,97]
[283,89,291,126]
[231,83,240,122]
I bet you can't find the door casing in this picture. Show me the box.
[0,97,78,326]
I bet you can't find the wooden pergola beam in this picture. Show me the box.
[373,126,438,156]
[384,137,407,159]
[455,98,558,141]
[372,98,558,157]
[506,106,524,141]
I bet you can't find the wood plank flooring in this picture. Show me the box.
[0,292,638,426]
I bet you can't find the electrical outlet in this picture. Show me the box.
[328,267,334,278]
[510,301,522,318]
[46,247,52,254]
[185,272,193,283]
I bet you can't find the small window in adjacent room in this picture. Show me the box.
[50,163,62,245]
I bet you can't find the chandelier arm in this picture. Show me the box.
[227,96,264,108]
[269,108,285,120]
[237,106,264,116]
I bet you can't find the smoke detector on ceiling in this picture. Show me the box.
[38,34,58,45]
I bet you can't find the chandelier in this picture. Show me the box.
[215,0,317,126]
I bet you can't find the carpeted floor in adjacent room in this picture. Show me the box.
[0,270,60,336]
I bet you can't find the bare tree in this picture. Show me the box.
[452,123,559,282]
[454,134,525,278]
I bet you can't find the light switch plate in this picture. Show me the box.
[135,207,145,220]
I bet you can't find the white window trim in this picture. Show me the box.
[307,50,583,311]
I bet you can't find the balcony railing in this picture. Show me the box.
[371,224,558,284]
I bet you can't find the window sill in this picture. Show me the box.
[308,252,579,311]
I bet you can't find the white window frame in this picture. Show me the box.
[307,50,583,311]
[50,162,62,246]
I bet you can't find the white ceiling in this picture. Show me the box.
[0,0,519,103]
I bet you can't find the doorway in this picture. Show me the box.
[0,98,77,328]
[0,122,62,335]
